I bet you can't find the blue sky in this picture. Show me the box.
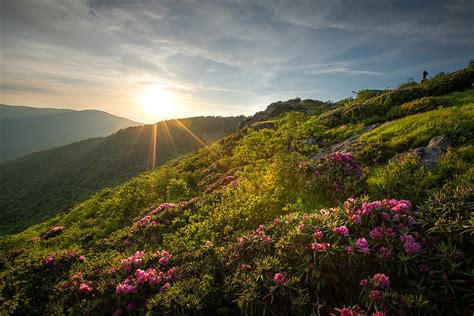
[1,0,473,122]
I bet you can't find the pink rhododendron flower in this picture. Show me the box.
[384,227,395,238]
[359,279,369,288]
[372,273,390,289]
[298,223,305,232]
[345,246,353,254]
[273,273,286,285]
[378,247,391,258]
[313,226,323,239]
[350,214,362,224]
[115,282,137,294]
[355,238,370,255]
[78,255,86,263]
[160,282,170,292]
[78,283,93,294]
[135,269,147,283]
[369,227,383,241]
[372,312,386,316]
[159,257,169,265]
[340,308,355,316]
[311,242,331,251]
[333,225,349,236]
[370,290,381,299]
[44,256,55,265]
[400,234,421,256]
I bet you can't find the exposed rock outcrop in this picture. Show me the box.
[389,135,452,169]
[311,123,381,160]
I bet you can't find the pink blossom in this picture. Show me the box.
[359,279,369,288]
[78,255,86,263]
[372,273,390,289]
[159,257,169,265]
[378,247,391,258]
[355,238,370,255]
[400,234,421,256]
[78,283,93,294]
[44,256,55,265]
[372,312,386,316]
[391,199,412,213]
[345,246,353,254]
[273,273,286,285]
[340,308,355,316]
[369,227,383,241]
[384,227,395,238]
[370,290,381,299]
[298,223,305,232]
[311,242,331,251]
[135,269,147,283]
[313,226,323,239]
[350,214,362,224]
[160,282,170,292]
[115,282,137,294]
[332,225,349,237]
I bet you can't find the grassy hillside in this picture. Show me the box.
[0,66,473,315]
[0,105,139,162]
[0,116,244,235]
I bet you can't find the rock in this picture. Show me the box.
[41,225,65,240]
[389,135,452,169]
[311,123,381,160]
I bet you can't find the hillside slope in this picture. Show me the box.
[0,105,139,162]
[0,65,473,315]
[0,116,244,235]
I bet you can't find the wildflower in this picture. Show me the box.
[359,279,369,288]
[369,226,383,241]
[159,256,169,265]
[313,226,323,239]
[384,227,395,238]
[370,290,381,299]
[311,242,331,251]
[78,283,93,294]
[273,273,286,285]
[135,269,147,283]
[378,247,391,258]
[350,214,362,224]
[345,246,353,254]
[160,282,170,292]
[400,234,421,256]
[340,307,355,316]
[332,225,349,237]
[44,255,55,266]
[355,238,370,255]
[372,273,390,289]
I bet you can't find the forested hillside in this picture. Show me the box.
[0,116,244,235]
[0,105,139,162]
[0,65,473,315]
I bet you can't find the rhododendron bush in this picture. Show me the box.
[223,196,473,314]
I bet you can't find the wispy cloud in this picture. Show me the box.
[1,0,473,121]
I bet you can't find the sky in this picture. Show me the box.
[1,0,473,123]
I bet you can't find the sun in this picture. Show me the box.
[139,85,176,121]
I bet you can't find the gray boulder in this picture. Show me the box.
[389,135,452,169]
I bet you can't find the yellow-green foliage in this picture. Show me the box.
[355,105,474,163]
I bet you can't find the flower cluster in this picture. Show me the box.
[42,250,81,266]
[332,225,349,236]
[78,283,93,294]
[254,225,271,243]
[115,250,176,296]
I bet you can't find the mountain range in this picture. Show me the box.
[0,105,139,162]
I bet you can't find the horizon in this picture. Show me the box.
[1,0,473,123]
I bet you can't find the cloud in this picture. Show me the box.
[1,0,473,121]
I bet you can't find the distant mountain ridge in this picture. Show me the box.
[0,115,244,235]
[0,104,139,162]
